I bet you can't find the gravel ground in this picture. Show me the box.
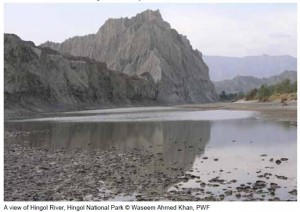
[4,138,297,201]
[4,102,297,201]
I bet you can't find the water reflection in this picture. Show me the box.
[6,121,211,176]
[5,116,297,200]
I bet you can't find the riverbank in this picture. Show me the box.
[178,101,297,123]
[5,100,297,123]
[4,102,297,201]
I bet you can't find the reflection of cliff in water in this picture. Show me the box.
[6,121,211,192]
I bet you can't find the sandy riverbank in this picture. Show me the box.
[177,101,297,123]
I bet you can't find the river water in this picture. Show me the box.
[5,107,297,201]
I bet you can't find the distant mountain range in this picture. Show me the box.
[204,55,297,81]
[214,70,297,94]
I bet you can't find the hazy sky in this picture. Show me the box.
[4,3,297,57]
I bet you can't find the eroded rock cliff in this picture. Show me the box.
[42,10,218,103]
[4,34,157,113]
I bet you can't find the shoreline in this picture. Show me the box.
[5,101,297,123]
[4,141,297,201]
[176,101,297,123]
[4,101,297,201]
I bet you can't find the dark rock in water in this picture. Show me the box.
[135,194,143,199]
[260,154,267,157]
[235,193,241,199]
[288,189,297,195]
[181,177,189,182]
[275,175,288,180]
[225,190,232,196]
[209,177,225,184]
[232,140,236,142]
[270,191,276,196]
[269,158,274,162]
[202,157,208,160]
[210,184,219,187]
[200,182,206,187]
[270,183,279,189]
[275,160,281,165]
[253,180,267,189]
[272,197,280,201]
[219,194,225,200]
[185,174,197,179]
[280,158,288,161]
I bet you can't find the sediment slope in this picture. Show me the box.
[4,34,157,113]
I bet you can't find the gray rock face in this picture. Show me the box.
[41,9,218,103]
[214,70,297,94]
[4,34,158,112]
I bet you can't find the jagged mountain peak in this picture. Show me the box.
[136,9,163,21]
[104,9,162,23]
[41,9,218,103]
[97,9,169,35]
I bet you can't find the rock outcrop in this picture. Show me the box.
[4,34,158,112]
[41,9,218,103]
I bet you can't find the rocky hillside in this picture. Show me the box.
[41,10,218,103]
[204,55,297,81]
[214,70,297,94]
[4,34,158,113]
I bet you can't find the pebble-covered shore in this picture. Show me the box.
[5,138,297,201]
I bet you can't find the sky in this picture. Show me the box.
[4,3,297,57]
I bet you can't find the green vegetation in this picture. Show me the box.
[219,91,244,102]
[246,79,297,102]
[219,79,297,103]
[245,88,257,100]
